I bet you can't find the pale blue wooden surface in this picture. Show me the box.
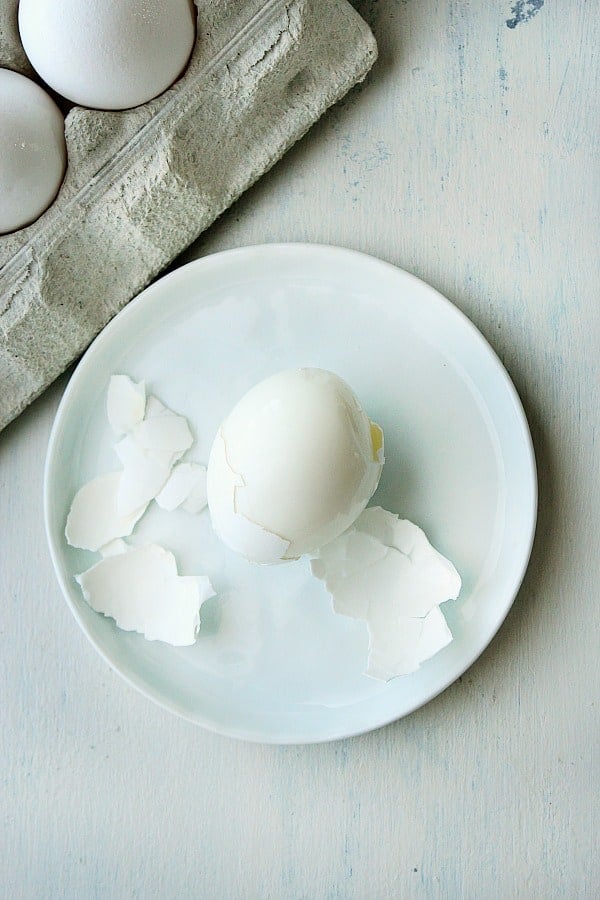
[1,2,598,897]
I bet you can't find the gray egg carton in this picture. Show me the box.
[0,0,376,431]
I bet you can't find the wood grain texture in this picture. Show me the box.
[1,1,598,897]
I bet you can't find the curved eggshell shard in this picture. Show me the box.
[180,477,208,514]
[112,393,194,515]
[145,396,168,419]
[65,471,147,551]
[365,605,453,681]
[207,430,289,564]
[310,507,461,681]
[75,544,215,647]
[106,375,145,435]
[365,615,425,680]
[311,530,387,620]
[130,396,193,464]
[99,538,129,558]
[114,434,171,516]
[223,512,291,565]
[156,463,207,513]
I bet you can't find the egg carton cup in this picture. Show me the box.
[0,0,376,431]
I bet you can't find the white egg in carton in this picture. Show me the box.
[0,0,377,431]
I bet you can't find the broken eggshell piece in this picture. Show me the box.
[207,368,384,564]
[156,463,207,513]
[310,507,461,680]
[76,544,215,647]
[65,471,147,551]
[106,375,145,436]
[99,537,129,558]
[114,433,172,517]
[66,381,201,552]
[113,391,194,516]
[365,606,453,681]
[207,429,291,563]
[130,400,193,464]
[65,376,216,648]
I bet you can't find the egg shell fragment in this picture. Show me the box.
[310,507,461,680]
[156,463,207,513]
[65,472,147,551]
[181,478,209,515]
[112,393,194,515]
[76,544,215,647]
[130,396,193,466]
[365,606,452,681]
[313,508,461,619]
[145,396,167,418]
[99,538,129,558]
[114,435,171,517]
[208,429,290,564]
[106,375,145,435]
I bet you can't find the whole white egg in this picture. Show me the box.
[207,369,385,564]
[0,68,66,234]
[18,0,196,110]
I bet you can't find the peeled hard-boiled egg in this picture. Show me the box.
[207,369,384,564]
[18,0,196,111]
[0,69,66,234]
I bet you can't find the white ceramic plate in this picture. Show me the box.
[44,244,536,743]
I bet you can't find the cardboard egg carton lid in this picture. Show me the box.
[0,0,376,432]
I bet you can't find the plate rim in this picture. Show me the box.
[44,242,538,744]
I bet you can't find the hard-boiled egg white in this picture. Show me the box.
[18,0,196,111]
[206,369,385,563]
[0,68,66,234]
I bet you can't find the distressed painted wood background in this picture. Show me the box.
[1,1,598,896]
